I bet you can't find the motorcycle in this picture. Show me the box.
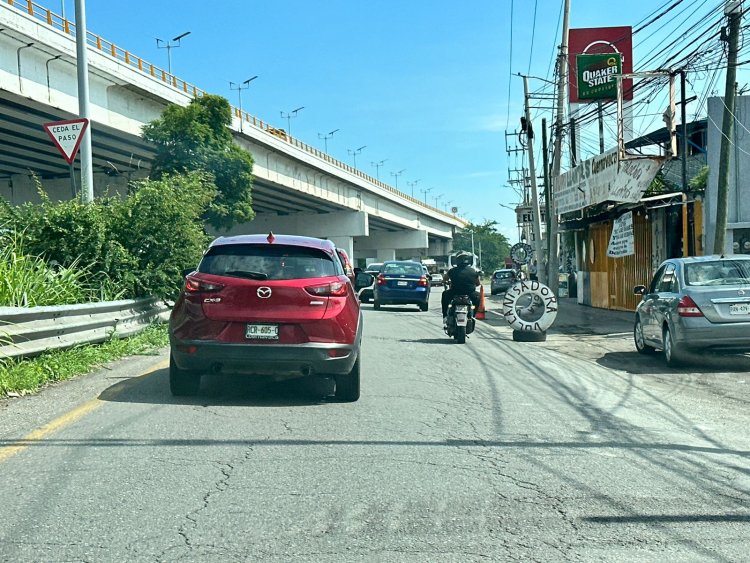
[445,294,476,344]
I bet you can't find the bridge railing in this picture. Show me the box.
[7,0,461,223]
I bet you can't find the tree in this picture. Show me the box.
[452,220,511,273]
[142,94,255,230]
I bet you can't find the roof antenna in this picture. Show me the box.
[267,232,275,244]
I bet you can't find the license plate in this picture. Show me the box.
[397,281,408,286]
[245,324,279,339]
[729,303,750,315]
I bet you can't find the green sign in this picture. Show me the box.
[576,53,621,100]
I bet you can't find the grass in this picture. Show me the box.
[0,324,169,397]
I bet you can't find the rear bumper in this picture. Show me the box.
[170,339,359,377]
[674,317,750,352]
[374,286,429,304]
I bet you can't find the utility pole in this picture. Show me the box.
[549,0,570,294]
[715,1,742,255]
[522,75,545,283]
[542,118,552,270]
[74,0,93,203]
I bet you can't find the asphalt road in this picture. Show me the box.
[1,288,748,562]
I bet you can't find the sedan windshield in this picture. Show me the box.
[685,260,750,286]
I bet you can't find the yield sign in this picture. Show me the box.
[42,118,90,164]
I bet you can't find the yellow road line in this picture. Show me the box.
[0,358,168,464]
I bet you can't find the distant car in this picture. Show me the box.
[430,273,444,287]
[490,269,518,295]
[169,234,372,401]
[373,260,431,311]
[357,262,383,303]
[634,255,750,366]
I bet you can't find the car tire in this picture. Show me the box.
[663,325,686,367]
[335,356,360,402]
[491,289,497,296]
[373,300,381,310]
[169,354,201,396]
[419,302,429,312]
[634,316,656,354]
[512,330,547,342]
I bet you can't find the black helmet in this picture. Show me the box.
[455,251,472,266]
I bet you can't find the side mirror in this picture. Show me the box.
[633,285,647,295]
[354,273,374,290]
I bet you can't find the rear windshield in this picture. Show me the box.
[495,271,514,279]
[685,260,750,286]
[199,244,339,280]
[383,263,423,276]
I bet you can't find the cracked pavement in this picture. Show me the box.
[0,290,748,562]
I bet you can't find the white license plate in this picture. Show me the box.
[397,281,408,286]
[245,324,279,339]
[729,303,750,315]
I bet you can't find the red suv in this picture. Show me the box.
[169,234,370,401]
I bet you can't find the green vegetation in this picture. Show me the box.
[689,165,708,194]
[142,94,255,230]
[0,174,211,301]
[0,324,168,397]
[452,221,511,273]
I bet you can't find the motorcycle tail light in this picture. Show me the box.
[305,282,348,297]
[185,276,224,294]
[677,295,703,317]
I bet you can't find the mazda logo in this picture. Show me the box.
[257,287,272,299]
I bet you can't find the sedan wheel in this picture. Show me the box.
[634,317,656,354]
[663,326,686,367]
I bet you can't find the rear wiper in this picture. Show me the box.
[224,270,269,280]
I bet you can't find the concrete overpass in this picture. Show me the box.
[0,1,466,263]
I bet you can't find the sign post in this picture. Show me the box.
[43,118,90,199]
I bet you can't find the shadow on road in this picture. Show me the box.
[597,350,750,375]
[99,367,337,407]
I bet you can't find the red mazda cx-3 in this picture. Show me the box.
[169,233,368,401]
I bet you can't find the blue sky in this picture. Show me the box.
[56,0,737,241]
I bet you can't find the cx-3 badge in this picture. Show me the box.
[257,287,272,299]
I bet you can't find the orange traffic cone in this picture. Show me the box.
[475,285,486,320]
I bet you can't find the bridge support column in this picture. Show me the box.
[376,249,396,261]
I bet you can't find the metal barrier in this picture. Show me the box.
[0,297,170,360]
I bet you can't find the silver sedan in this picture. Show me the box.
[633,255,750,366]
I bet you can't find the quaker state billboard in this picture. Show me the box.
[569,27,633,104]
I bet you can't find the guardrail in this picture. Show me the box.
[0,297,170,360]
[4,0,464,224]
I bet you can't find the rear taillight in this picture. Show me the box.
[677,295,703,317]
[305,282,348,297]
[377,274,386,285]
[418,276,429,287]
[184,276,225,294]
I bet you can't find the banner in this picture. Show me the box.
[607,212,635,258]
[554,148,662,215]
[576,53,622,100]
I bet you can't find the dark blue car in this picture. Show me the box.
[373,260,430,311]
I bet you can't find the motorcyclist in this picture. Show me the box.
[442,251,481,328]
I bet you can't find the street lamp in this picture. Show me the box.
[156,31,190,76]
[444,199,454,212]
[280,106,304,137]
[371,158,387,181]
[407,178,421,197]
[420,186,432,203]
[434,193,444,209]
[348,145,366,168]
[318,128,339,153]
[390,169,405,189]
[465,228,476,257]
[229,76,257,133]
